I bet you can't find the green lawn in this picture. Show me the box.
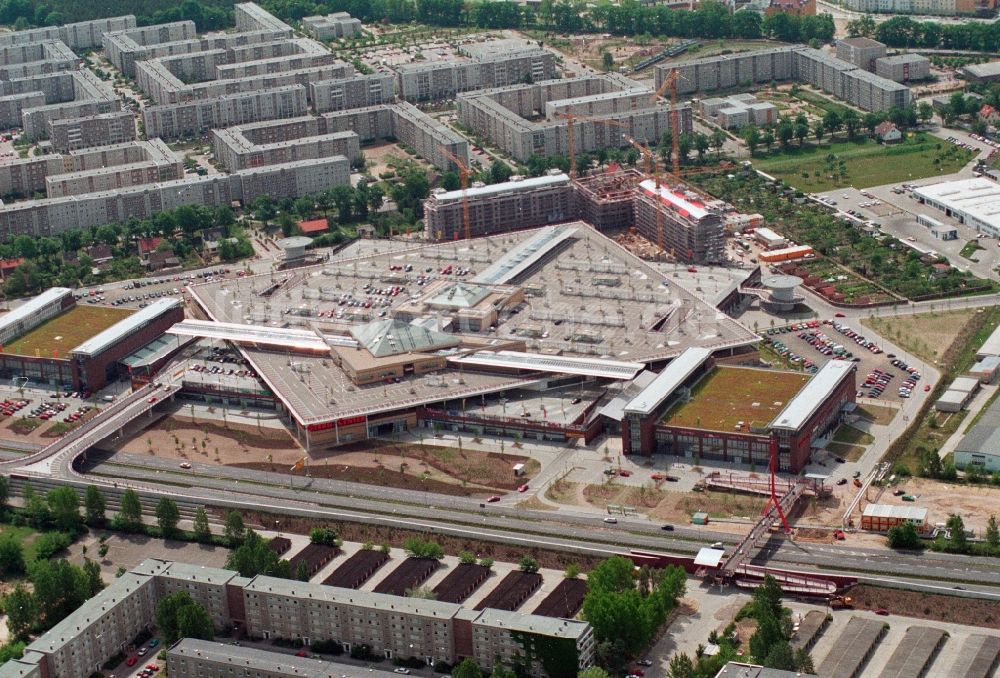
[833,424,874,446]
[960,240,985,261]
[0,524,40,561]
[753,135,973,191]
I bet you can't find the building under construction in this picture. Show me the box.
[423,171,573,241]
[572,169,643,232]
[634,178,724,263]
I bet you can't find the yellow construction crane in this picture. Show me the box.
[439,146,472,242]
[554,112,628,178]
[652,67,682,179]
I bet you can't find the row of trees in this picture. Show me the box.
[848,13,1000,52]
[740,104,931,155]
[582,555,686,673]
[0,202,249,298]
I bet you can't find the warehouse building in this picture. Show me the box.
[875,53,931,82]
[8,558,595,678]
[963,61,1000,83]
[633,179,725,263]
[46,110,137,152]
[396,39,557,102]
[912,178,1000,238]
[661,46,910,112]
[955,395,1000,471]
[861,504,928,533]
[302,12,362,40]
[836,37,887,71]
[425,172,573,241]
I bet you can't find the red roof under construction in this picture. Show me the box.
[298,218,329,234]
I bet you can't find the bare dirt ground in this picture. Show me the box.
[111,415,301,465]
[847,584,1000,628]
[861,308,979,365]
[875,477,1000,535]
[365,141,432,179]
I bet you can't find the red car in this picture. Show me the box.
[517,484,529,493]
[146,665,158,670]
[875,608,890,616]
[650,473,665,480]
[618,469,632,477]
[147,396,157,404]
[835,312,846,318]
[295,649,308,657]
[687,267,697,273]
[486,495,501,503]
[924,384,930,392]
[126,657,138,667]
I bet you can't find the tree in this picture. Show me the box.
[886,520,921,549]
[794,122,809,146]
[947,513,968,551]
[47,487,82,534]
[587,556,635,593]
[847,15,876,37]
[117,488,142,531]
[988,515,1000,549]
[823,110,842,138]
[742,125,761,154]
[490,160,513,184]
[451,658,483,678]
[602,51,614,71]
[917,101,933,125]
[82,558,104,596]
[777,122,794,149]
[458,550,476,565]
[157,591,215,644]
[155,497,180,537]
[441,171,461,191]
[694,132,711,161]
[812,121,825,144]
[84,485,105,526]
[226,530,290,578]
[0,534,25,577]
[223,511,246,546]
[193,507,211,542]
[579,668,611,678]
[762,641,797,670]
[296,560,310,581]
[519,555,540,573]
[0,474,8,510]
[667,653,695,678]
[5,584,35,639]
[309,527,339,546]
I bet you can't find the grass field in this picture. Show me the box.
[833,424,874,446]
[662,366,809,432]
[753,135,974,191]
[856,403,898,425]
[861,308,980,365]
[6,305,131,357]
[826,441,866,461]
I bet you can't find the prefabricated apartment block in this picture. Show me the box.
[3,558,595,678]
[302,12,363,40]
[660,45,911,112]
[424,172,574,241]
[396,39,557,102]
[458,75,692,162]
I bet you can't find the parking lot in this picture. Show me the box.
[763,317,918,405]
[76,267,240,311]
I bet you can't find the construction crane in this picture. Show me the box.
[626,136,666,252]
[439,146,472,242]
[554,112,628,178]
[652,67,682,179]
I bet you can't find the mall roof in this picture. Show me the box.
[71,298,180,357]
[956,394,1000,458]
[0,287,72,336]
[350,318,459,357]
[448,350,644,380]
[624,346,712,416]
[473,223,578,285]
[431,173,569,203]
[166,319,330,352]
[769,359,854,431]
[120,333,192,369]
[426,281,491,308]
[913,178,1000,233]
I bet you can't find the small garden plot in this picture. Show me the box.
[267,536,291,556]
[372,557,439,596]
[532,578,587,618]
[288,543,338,578]
[432,563,491,603]
[474,571,543,611]
[323,550,389,589]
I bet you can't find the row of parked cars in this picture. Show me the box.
[0,399,28,416]
[827,320,883,355]
[763,336,820,373]
[798,330,855,359]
